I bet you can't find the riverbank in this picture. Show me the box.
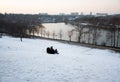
[2,34,120,52]
[34,36,120,52]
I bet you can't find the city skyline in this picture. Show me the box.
[0,0,120,15]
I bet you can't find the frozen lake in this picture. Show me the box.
[40,23,120,47]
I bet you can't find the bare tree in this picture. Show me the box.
[92,26,98,45]
[59,29,63,40]
[46,30,50,38]
[116,25,120,47]
[87,26,92,44]
[89,17,99,45]
[53,31,55,39]
[68,30,73,41]
[0,33,2,38]
[109,17,120,47]
[39,27,45,37]
[43,29,46,37]
[110,30,114,47]
[76,24,84,43]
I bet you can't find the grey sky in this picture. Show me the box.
[0,0,120,14]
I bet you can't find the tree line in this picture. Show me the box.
[0,13,43,38]
[68,15,120,48]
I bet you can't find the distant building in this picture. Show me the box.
[59,13,65,15]
[96,13,108,16]
[90,12,92,15]
[39,13,48,15]
[71,12,79,16]
[81,12,83,15]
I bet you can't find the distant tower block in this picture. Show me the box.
[90,12,92,15]
[96,13,108,16]
[71,12,79,16]
[81,12,83,15]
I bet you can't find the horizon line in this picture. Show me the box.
[1,12,120,15]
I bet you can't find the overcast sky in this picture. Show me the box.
[0,0,120,14]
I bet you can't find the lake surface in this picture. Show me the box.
[40,23,120,47]
[42,23,77,41]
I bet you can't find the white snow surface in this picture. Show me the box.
[0,36,120,82]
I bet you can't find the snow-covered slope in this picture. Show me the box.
[0,36,120,82]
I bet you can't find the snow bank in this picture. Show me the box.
[0,36,120,82]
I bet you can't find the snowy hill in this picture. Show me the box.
[0,36,120,82]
